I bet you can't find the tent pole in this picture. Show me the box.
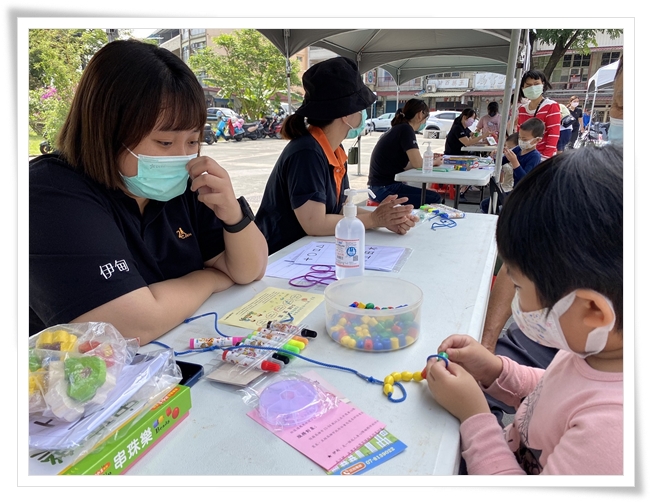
[488,30,521,214]
[284,29,292,115]
[491,28,522,215]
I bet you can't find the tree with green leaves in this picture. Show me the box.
[29,29,109,144]
[530,29,623,78]
[188,29,301,121]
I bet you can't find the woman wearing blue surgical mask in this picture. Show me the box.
[516,69,561,160]
[367,99,444,207]
[256,57,418,255]
[29,39,268,344]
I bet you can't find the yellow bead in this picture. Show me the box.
[401,371,413,382]
[357,303,366,309]
[330,325,341,332]
[360,316,371,324]
[412,371,424,382]
[390,337,400,350]
[405,335,415,345]
[384,375,394,385]
[368,318,378,327]
[391,371,402,382]
[337,318,347,326]
[383,384,393,396]
[340,335,352,346]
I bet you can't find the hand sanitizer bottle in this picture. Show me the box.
[423,142,434,174]
[335,188,375,280]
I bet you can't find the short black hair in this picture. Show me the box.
[487,101,499,113]
[519,117,545,138]
[57,39,206,189]
[496,144,623,330]
[519,69,553,99]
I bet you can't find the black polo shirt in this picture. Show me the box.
[444,121,472,155]
[29,154,226,336]
[368,123,419,186]
[256,133,349,255]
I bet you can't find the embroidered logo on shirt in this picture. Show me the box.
[99,259,129,279]
[176,228,192,239]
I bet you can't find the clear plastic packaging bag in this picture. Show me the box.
[28,322,182,454]
[29,322,138,421]
[240,372,340,431]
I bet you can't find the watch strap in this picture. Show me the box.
[223,196,254,233]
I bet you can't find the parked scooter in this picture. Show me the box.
[261,115,284,139]
[203,123,216,145]
[39,140,53,154]
[241,119,264,140]
[574,121,609,148]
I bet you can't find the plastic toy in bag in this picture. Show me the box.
[28,322,137,422]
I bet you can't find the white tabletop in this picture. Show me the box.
[394,168,492,187]
[130,213,498,476]
[461,145,497,153]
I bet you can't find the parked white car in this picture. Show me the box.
[423,110,461,139]
[366,112,395,132]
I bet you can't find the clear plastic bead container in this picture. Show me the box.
[323,276,423,352]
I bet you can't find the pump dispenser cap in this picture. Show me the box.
[343,188,376,217]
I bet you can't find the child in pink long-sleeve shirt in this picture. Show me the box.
[425,144,623,475]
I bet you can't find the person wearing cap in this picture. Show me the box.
[256,57,418,256]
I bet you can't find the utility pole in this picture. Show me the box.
[106,29,118,43]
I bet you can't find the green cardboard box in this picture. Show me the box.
[29,385,191,475]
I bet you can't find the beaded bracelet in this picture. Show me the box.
[381,352,449,402]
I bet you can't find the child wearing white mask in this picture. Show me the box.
[425,144,623,475]
[516,70,561,160]
[480,118,544,213]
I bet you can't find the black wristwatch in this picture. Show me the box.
[223,196,254,233]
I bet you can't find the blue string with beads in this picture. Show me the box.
[150,311,450,403]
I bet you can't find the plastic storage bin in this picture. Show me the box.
[324,276,423,352]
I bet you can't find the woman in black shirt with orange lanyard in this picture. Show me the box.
[444,108,490,155]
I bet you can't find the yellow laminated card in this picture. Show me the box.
[219,287,324,330]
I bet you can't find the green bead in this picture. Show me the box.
[365,303,375,309]
[439,351,449,359]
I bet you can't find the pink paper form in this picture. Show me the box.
[248,400,385,471]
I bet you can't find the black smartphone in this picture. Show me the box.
[176,360,205,387]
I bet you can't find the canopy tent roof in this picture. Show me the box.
[257,29,351,58]
[259,29,514,83]
[587,59,619,91]
[311,29,513,75]
[380,55,509,86]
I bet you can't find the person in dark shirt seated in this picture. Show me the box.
[366,98,444,207]
[29,40,268,343]
[255,57,418,256]
[444,108,491,155]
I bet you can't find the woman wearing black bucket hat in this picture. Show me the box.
[256,56,418,255]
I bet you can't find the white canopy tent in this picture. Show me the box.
[584,59,619,122]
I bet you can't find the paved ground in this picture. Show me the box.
[200,131,485,215]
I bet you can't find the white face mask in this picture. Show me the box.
[518,138,537,150]
[511,290,615,358]
[522,84,544,100]
[571,101,579,107]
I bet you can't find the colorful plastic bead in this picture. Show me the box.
[384,375,394,385]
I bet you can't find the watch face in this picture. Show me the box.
[239,196,254,220]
